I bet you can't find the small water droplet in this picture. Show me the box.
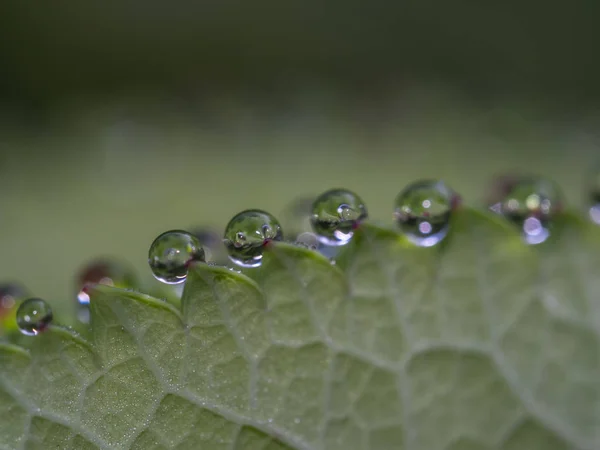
[394,180,456,247]
[148,230,205,284]
[224,210,283,267]
[16,298,53,336]
[498,177,562,244]
[310,188,367,246]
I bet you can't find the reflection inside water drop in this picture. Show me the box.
[521,216,550,245]
[404,224,449,248]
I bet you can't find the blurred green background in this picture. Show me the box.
[0,0,599,320]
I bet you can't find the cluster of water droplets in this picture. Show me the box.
[4,170,600,338]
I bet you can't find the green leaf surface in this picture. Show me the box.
[1,209,599,450]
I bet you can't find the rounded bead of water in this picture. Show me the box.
[394,180,456,247]
[310,188,367,246]
[16,298,53,336]
[224,209,283,268]
[148,230,205,284]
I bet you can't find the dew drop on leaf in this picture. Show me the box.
[224,209,283,267]
[16,298,53,336]
[499,177,563,244]
[148,230,205,284]
[394,180,456,247]
[75,258,137,323]
[310,188,368,246]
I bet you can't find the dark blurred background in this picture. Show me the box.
[1,0,599,316]
[2,0,600,111]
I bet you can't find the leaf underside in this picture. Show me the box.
[1,209,600,450]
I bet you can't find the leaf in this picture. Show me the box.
[1,208,599,450]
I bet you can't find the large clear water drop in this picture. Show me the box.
[224,209,283,267]
[394,180,456,247]
[148,230,205,284]
[16,298,53,336]
[310,188,367,246]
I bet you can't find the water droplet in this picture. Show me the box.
[394,180,456,247]
[224,210,283,267]
[499,177,563,244]
[148,230,205,284]
[16,298,53,336]
[310,189,367,246]
[588,167,600,225]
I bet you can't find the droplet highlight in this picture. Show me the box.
[16,298,53,336]
[148,230,205,284]
[394,180,456,247]
[310,188,367,246]
[224,209,283,267]
[499,177,563,244]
